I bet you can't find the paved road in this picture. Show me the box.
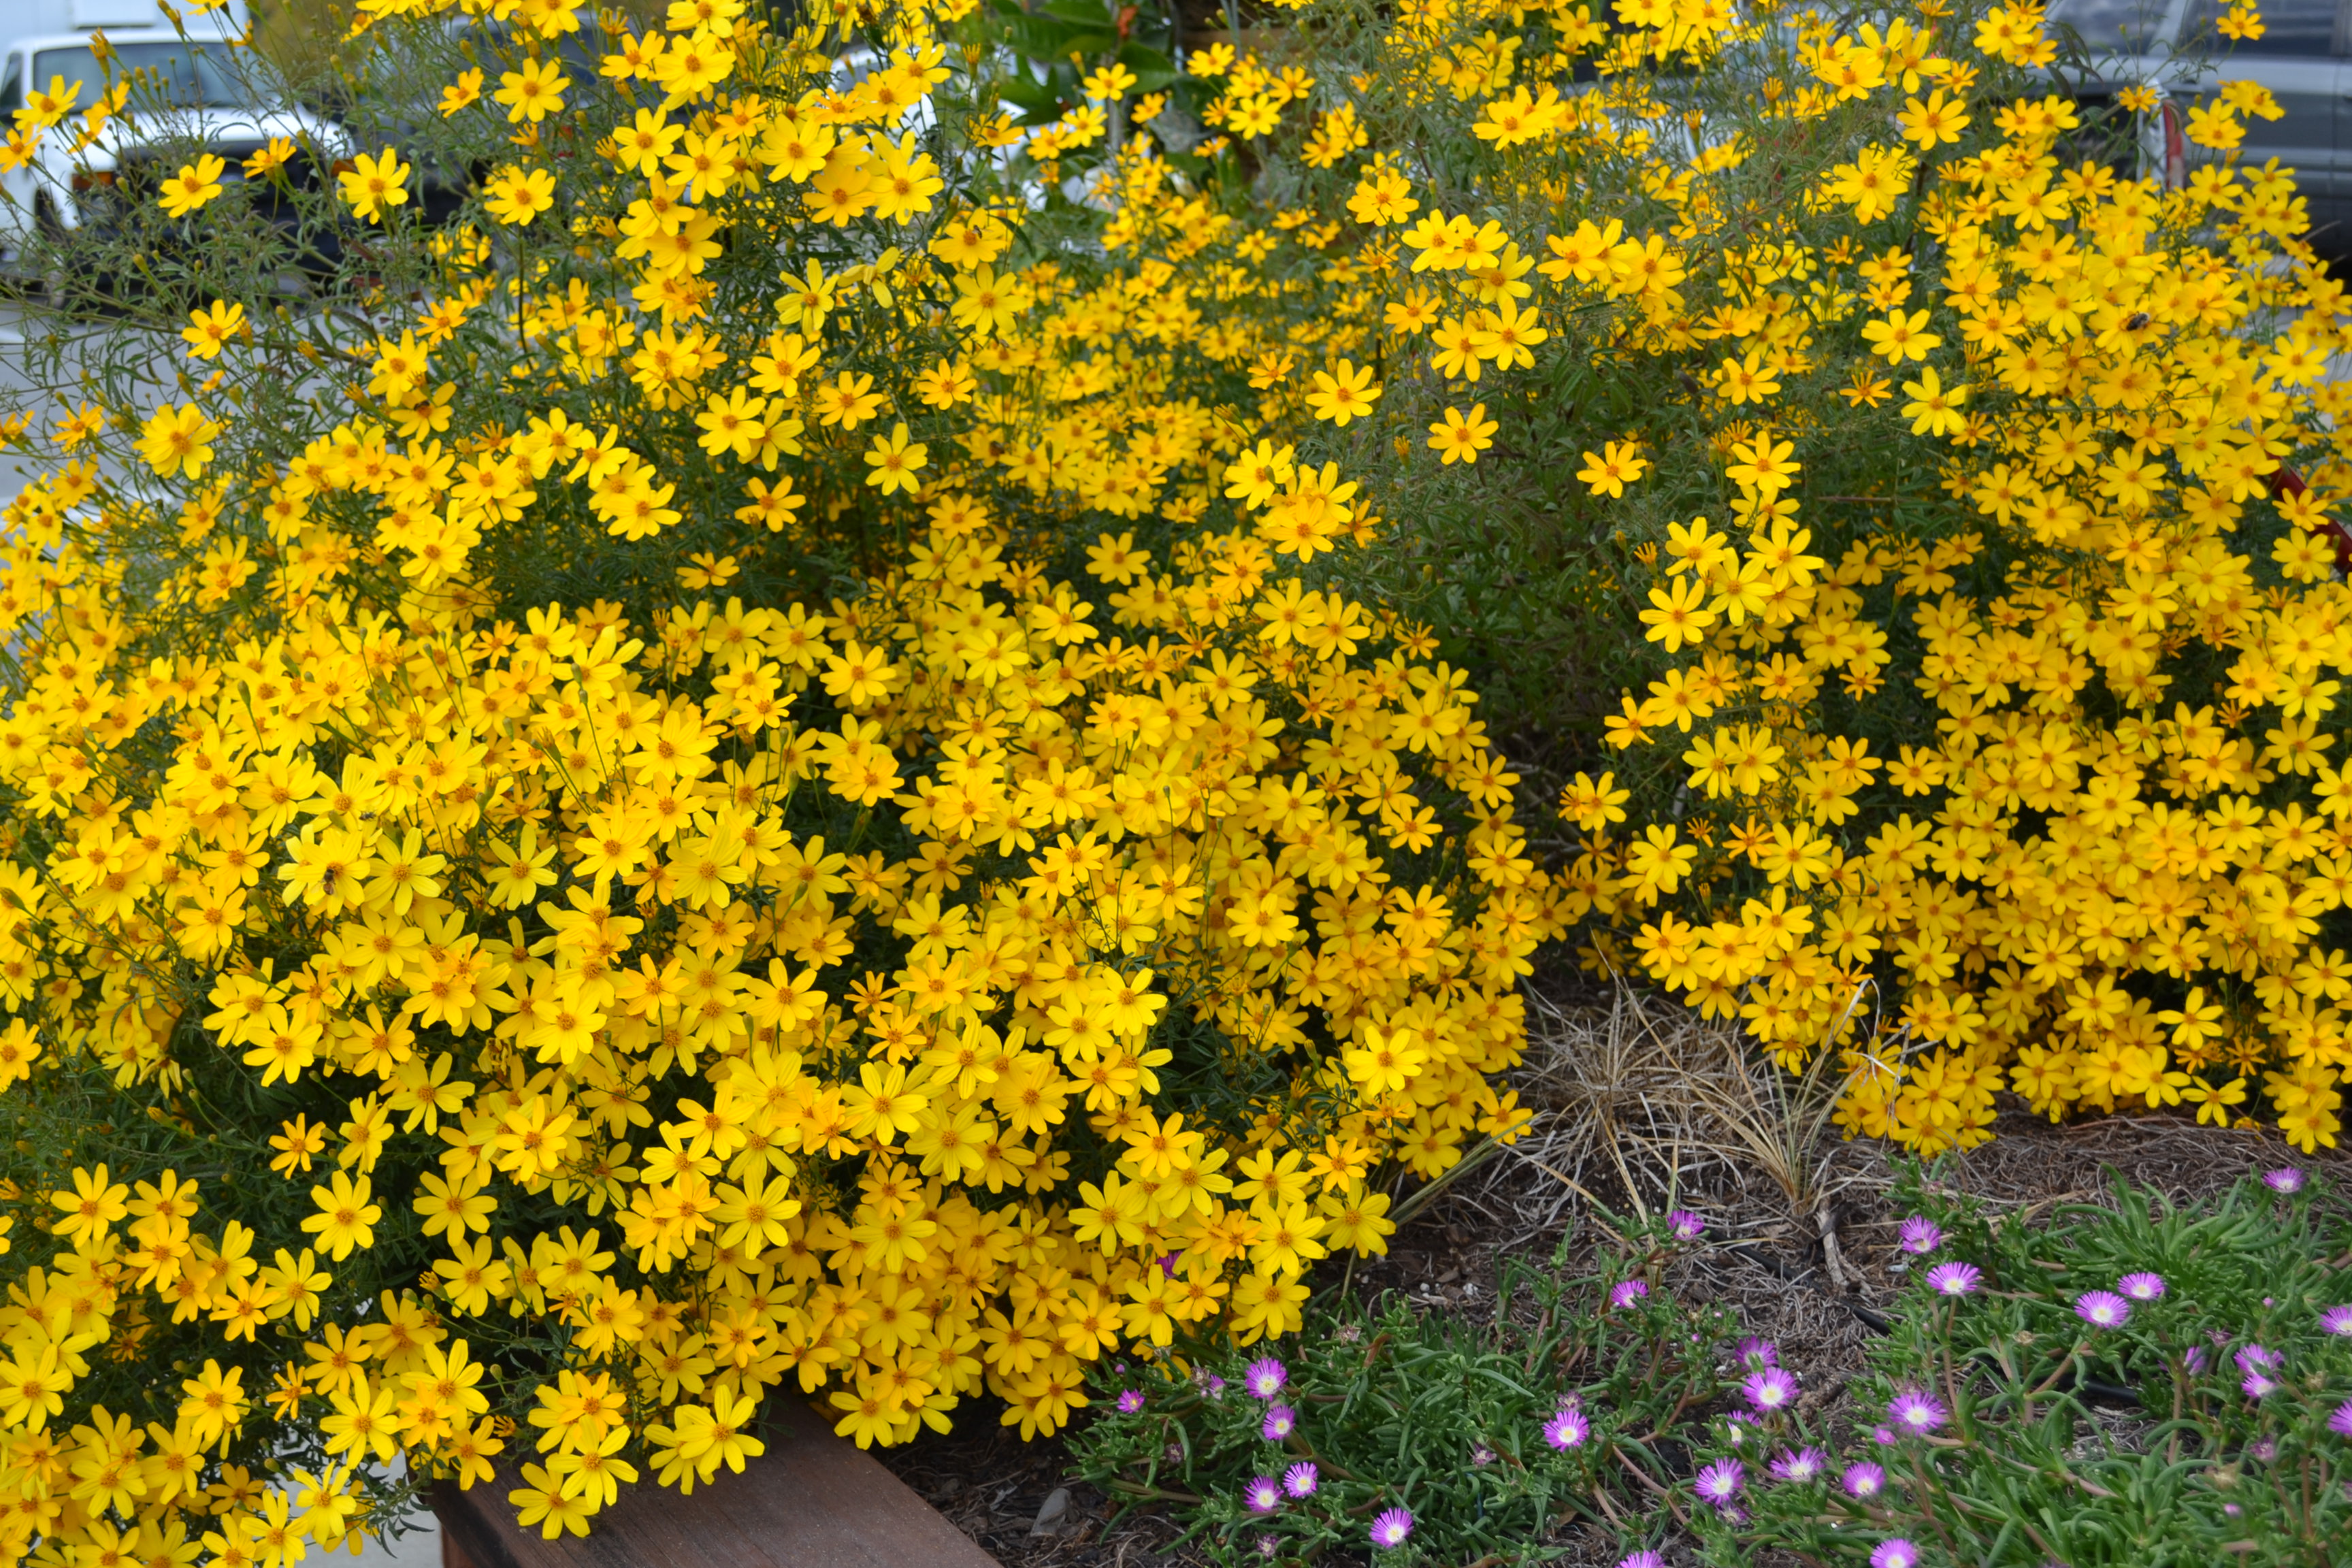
[0,297,171,493]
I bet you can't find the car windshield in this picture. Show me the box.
[2046,0,2174,51]
[31,42,255,109]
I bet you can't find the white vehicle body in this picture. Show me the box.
[0,1,246,36]
[2051,0,2352,242]
[0,1,343,262]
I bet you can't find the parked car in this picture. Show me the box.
[0,1,348,282]
[2048,0,2352,246]
[331,12,632,231]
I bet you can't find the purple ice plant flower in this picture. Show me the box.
[1695,1457,1746,1508]
[2242,1369,2280,1401]
[1770,1446,1827,1484]
[2264,1167,2306,1194]
[1610,1279,1650,1309]
[1117,1389,1145,1414]
[1369,1507,1414,1550]
[2321,1306,2352,1337]
[2249,1437,2277,1462]
[1669,1209,1706,1241]
[1736,1337,1779,1369]
[1242,1476,1283,1514]
[1204,1373,1227,1401]
[1471,1443,1497,1467]
[2328,1399,2352,1439]
[1925,1262,1982,1297]
[1261,1404,1297,1442]
[1898,1215,1944,1254]
[1871,1540,1921,1568]
[1742,1367,1800,1414]
[2235,1344,2280,1374]
[2186,1348,2210,1375]
[1284,1461,1318,1499]
[2075,1290,2132,1329]
[1887,1388,1948,1436]
[2117,1271,2166,1303]
[1254,1536,1278,1561]
[1544,1407,1590,1450]
[1242,1357,1287,1400]
[1618,1554,1665,1568]
[1844,1461,1886,1499]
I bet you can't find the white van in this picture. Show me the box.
[2049,0,2352,245]
[0,1,247,39]
[0,0,344,265]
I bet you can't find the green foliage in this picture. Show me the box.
[1068,1169,2352,1566]
[1725,1168,2352,1567]
[1071,1218,1735,1565]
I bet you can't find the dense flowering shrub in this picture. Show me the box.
[0,0,2344,1550]
[0,0,1552,1551]
[1048,0,2352,1156]
[1563,7,2352,1157]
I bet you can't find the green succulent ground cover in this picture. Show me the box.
[1073,1163,2352,1567]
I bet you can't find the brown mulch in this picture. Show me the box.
[879,992,2351,1567]
[873,1410,1209,1568]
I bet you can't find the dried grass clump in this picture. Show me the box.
[1490,985,1891,1259]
